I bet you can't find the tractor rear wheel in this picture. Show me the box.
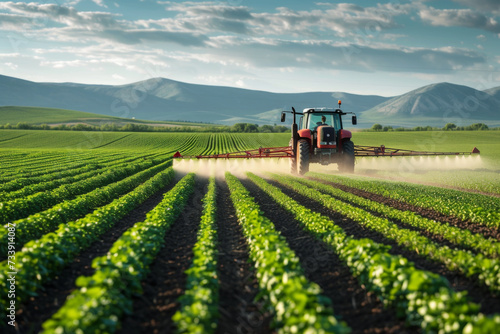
[339,140,355,173]
[297,139,310,175]
[289,138,297,174]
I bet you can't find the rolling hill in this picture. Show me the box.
[362,82,500,127]
[0,74,498,127]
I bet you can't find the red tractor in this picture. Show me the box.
[173,100,478,174]
[281,101,357,175]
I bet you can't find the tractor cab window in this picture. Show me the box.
[308,113,341,131]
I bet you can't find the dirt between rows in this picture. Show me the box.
[240,178,417,334]
[308,177,500,241]
[118,177,208,333]
[12,175,183,334]
[215,180,273,334]
[118,178,273,334]
[265,178,500,316]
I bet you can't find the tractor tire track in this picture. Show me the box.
[118,177,207,334]
[240,178,416,334]
[308,176,500,241]
[13,175,183,334]
[267,178,500,317]
[215,179,273,334]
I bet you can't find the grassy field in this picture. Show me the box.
[0,106,213,127]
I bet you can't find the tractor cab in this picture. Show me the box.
[299,109,343,132]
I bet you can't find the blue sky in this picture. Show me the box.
[0,0,499,96]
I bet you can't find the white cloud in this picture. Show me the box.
[0,2,208,46]
[92,0,108,9]
[452,0,500,13]
[188,37,487,74]
[419,7,500,34]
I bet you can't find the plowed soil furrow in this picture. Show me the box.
[215,180,273,334]
[240,178,416,334]
[267,178,500,316]
[309,177,500,241]
[13,176,183,334]
[118,177,207,334]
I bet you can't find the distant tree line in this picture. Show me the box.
[366,123,497,132]
[0,122,290,133]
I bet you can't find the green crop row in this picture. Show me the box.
[247,172,500,333]
[0,159,173,255]
[309,173,500,228]
[225,172,350,334]
[0,166,175,315]
[0,162,101,193]
[272,175,500,293]
[0,153,161,201]
[41,173,196,333]
[0,158,167,224]
[289,175,500,258]
[0,150,126,181]
[0,150,102,172]
[173,177,219,333]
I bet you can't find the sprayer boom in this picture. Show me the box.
[173,146,293,159]
[354,145,480,157]
[173,145,479,160]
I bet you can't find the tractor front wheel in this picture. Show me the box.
[297,139,310,175]
[339,140,355,173]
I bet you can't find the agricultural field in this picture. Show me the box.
[1,129,499,333]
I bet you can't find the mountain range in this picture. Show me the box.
[0,74,498,127]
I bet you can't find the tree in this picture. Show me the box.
[260,125,273,133]
[244,124,258,133]
[371,123,383,131]
[443,123,457,131]
[232,123,246,132]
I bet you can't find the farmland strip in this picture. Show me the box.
[215,180,272,334]
[309,173,500,229]
[247,172,500,333]
[119,177,206,333]
[309,175,500,241]
[13,174,182,333]
[239,178,413,333]
[0,167,175,316]
[291,175,500,258]
[0,153,160,200]
[0,159,173,256]
[172,177,219,333]
[0,158,167,224]
[41,173,196,333]
[266,177,500,316]
[271,174,500,293]
[226,172,350,333]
